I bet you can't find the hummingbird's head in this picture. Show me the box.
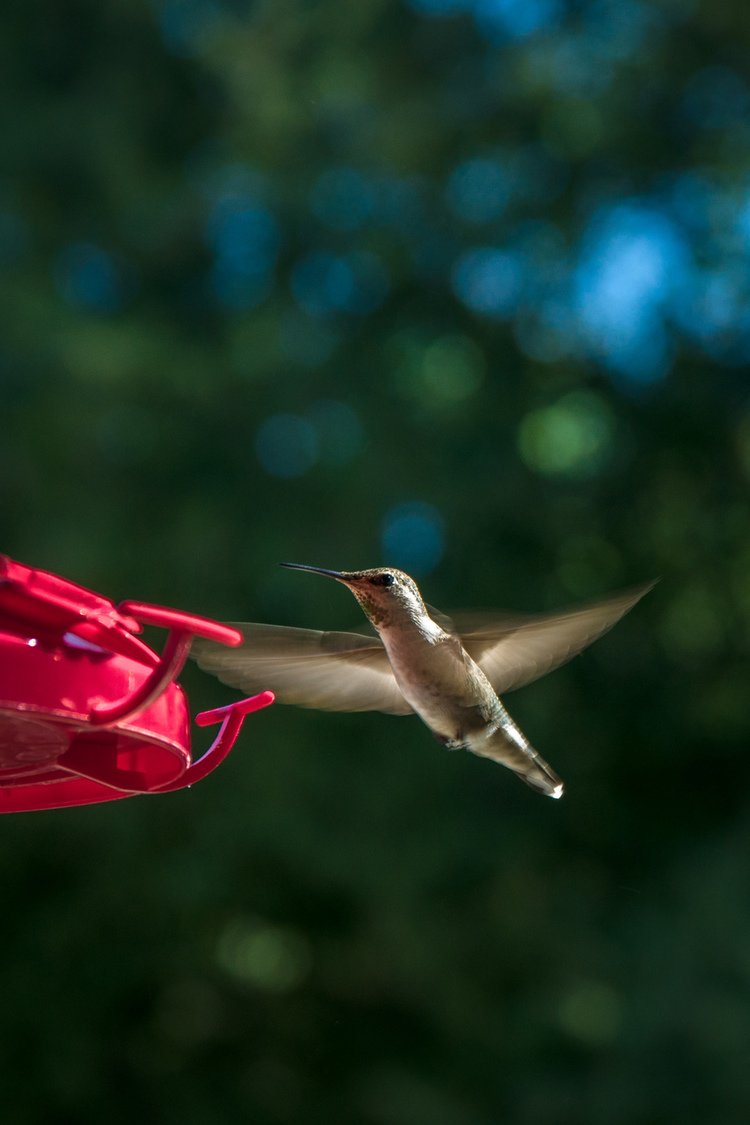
[280,564,427,630]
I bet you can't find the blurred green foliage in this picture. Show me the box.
[3,0,750,1121]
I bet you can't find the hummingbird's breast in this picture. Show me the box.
[379,620,500,742]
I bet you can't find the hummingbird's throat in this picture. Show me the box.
[352,591,388,627]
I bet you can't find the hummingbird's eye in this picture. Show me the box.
[370,573,394,587]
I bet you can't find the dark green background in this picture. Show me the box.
[2,0,750,1121]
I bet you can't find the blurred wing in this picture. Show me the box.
[191,622,414,715]
[458,582,656,695]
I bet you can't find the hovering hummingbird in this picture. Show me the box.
[191,566,654,798]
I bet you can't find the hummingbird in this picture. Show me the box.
[191,566,654,798]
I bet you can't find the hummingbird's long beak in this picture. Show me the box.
[280,563,356,584]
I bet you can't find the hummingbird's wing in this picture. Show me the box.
[457,582,655,695]
[191,623,414,715]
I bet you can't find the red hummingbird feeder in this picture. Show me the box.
[0,554,273,813]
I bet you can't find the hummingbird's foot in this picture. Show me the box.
[432,732,464,751]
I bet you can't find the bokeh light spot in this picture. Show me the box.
[446,158,509,224]
[584,0,663,65]
[421,335,485,402]
[681,66,750,131]
[309,167,375,231]
[216,918,310,992]
[207,199,279,309]
[575,204,689,384]
[291,251,388,317]
[405,0,470,15]
[207,201,279,269]
[156,0,223,57]
[558,981,621,1045]
[382,502,445,576]
[255,414,318,478]
[474,0,564,42]
[518,392,615,478]
[54,243,131,313]
[452,247,524,318]
[291,252,354,317]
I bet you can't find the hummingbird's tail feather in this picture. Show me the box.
[466,721,564,799]
[514,757,564,799]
